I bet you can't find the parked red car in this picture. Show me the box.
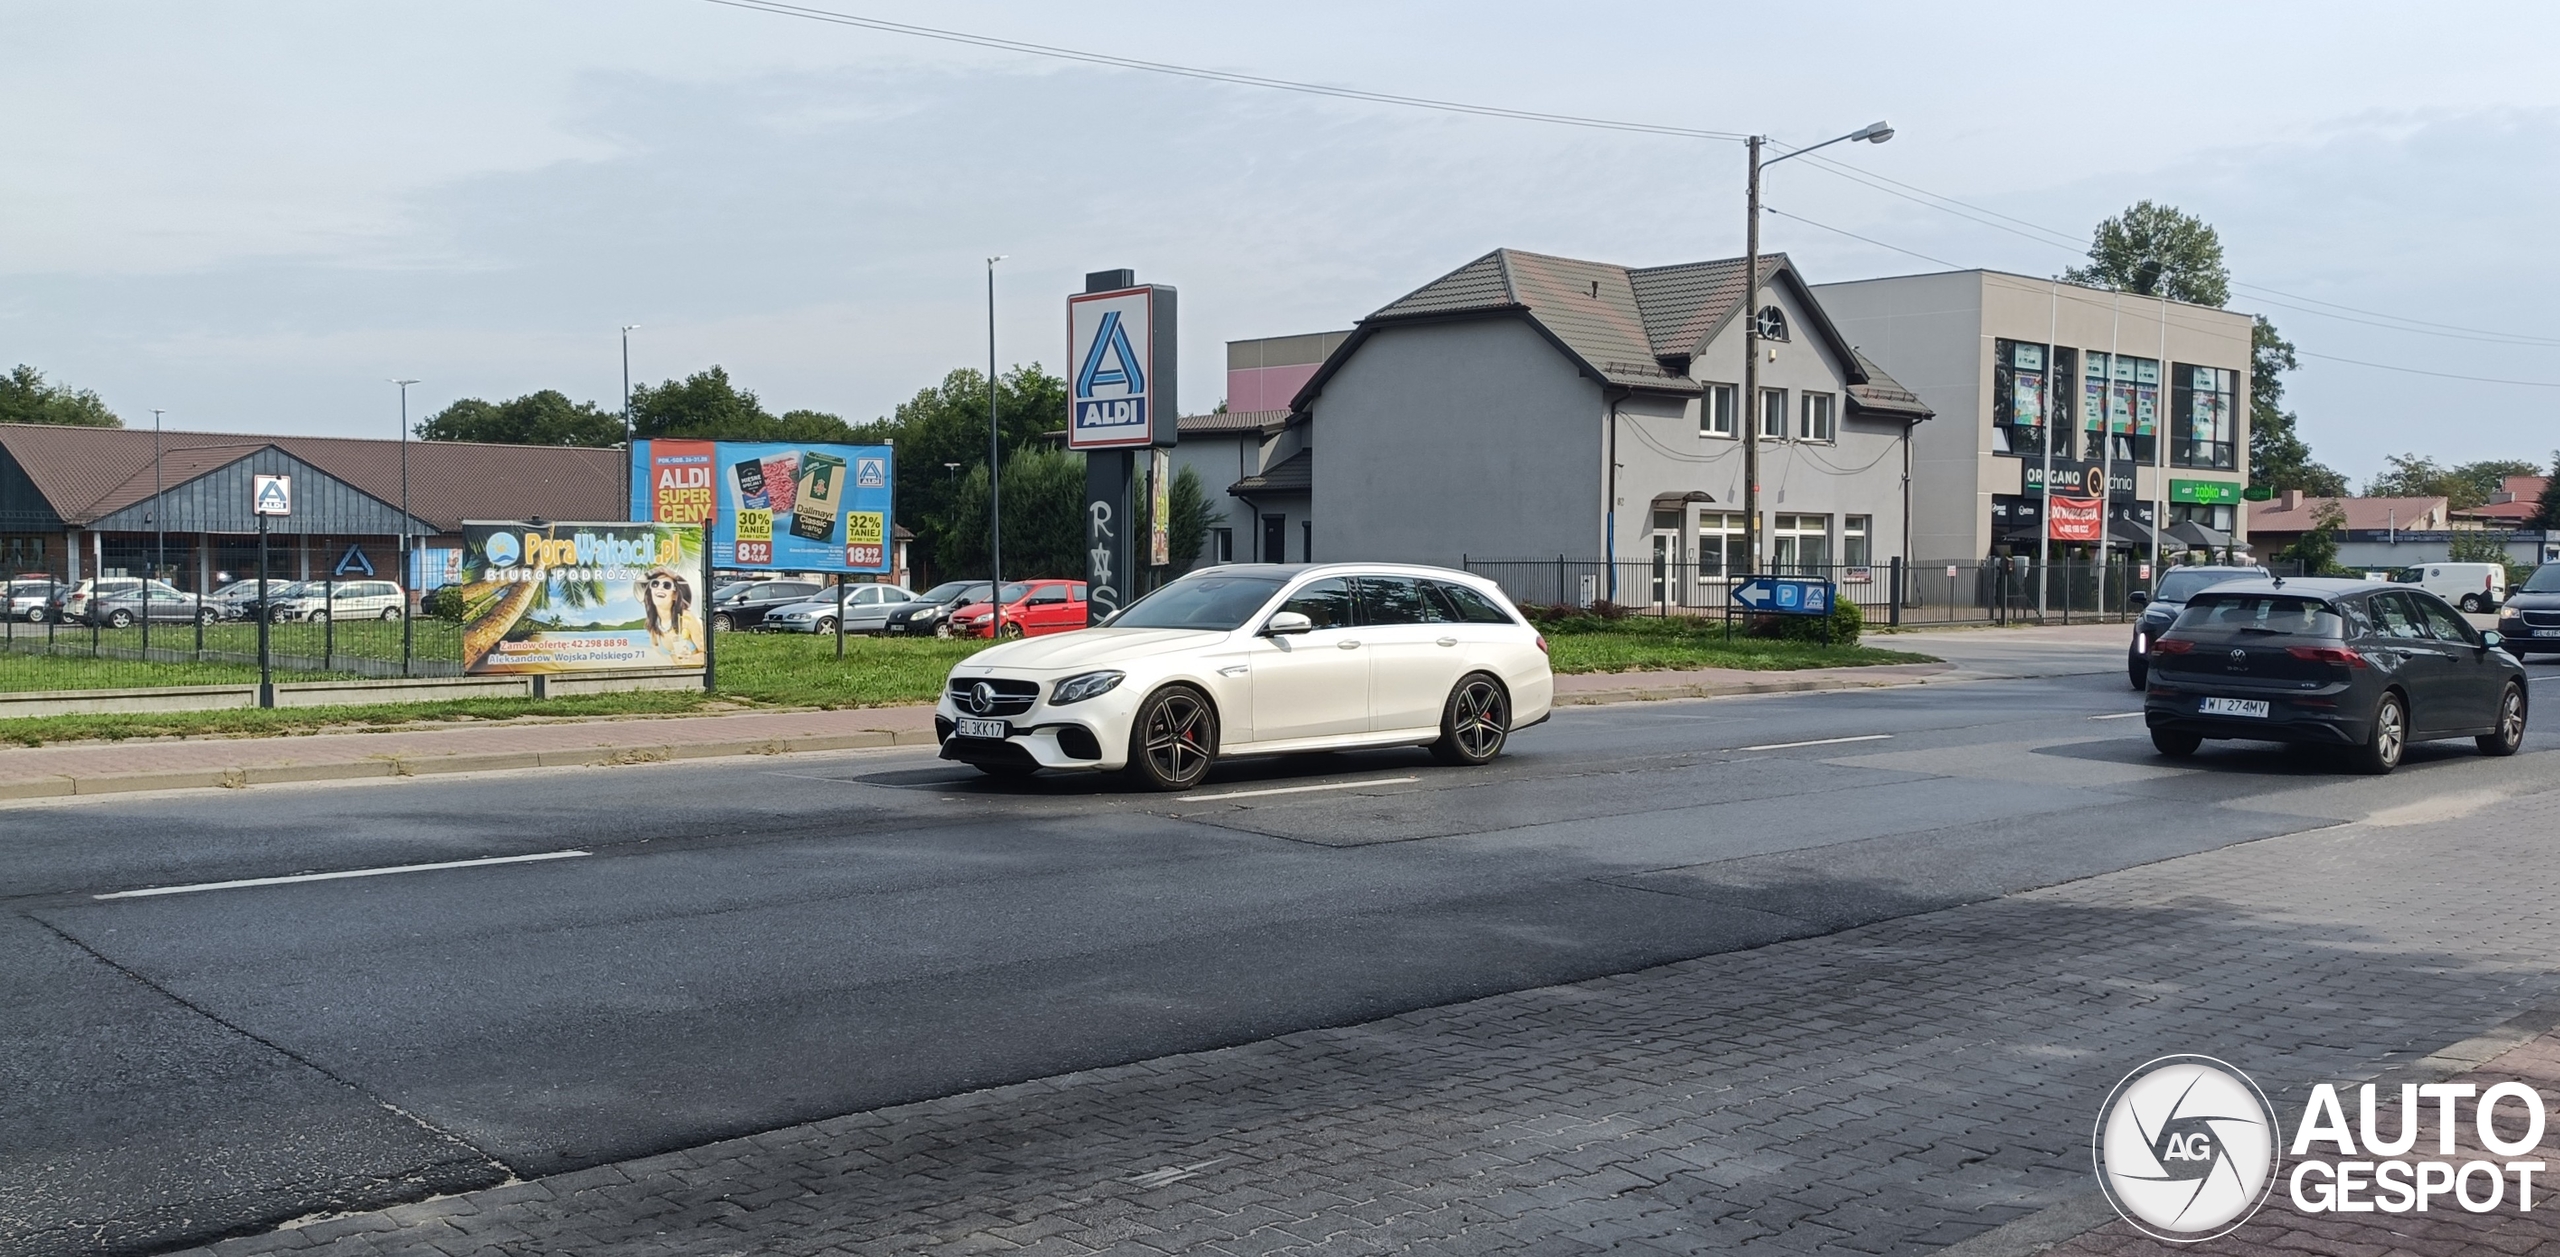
[949,579,1089,638]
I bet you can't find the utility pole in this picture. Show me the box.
[149,408,164,653]
[621,325,639,515]
[1741,136,1762,577]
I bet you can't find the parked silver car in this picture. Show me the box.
[763,584,916,634]
[253,579,408,623]
[84,581,221,627]
[6,579,66,623]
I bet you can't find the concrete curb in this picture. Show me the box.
[1555,665,1954,706]
[0,729,941,801]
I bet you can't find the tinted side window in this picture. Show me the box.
[2370,593,2426,639]
[2337,598,2372,640]
[1434,582,1517,625]
[1355,576,1441,625]
[2413,595,2476,644]
[1280,578,1357,630]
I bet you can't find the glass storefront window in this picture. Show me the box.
[2171,363,2238,470]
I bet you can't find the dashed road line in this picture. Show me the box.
[1733,734,1894,752]
[94,850,591,900]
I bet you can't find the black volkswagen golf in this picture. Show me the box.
[2144,577,2528,774]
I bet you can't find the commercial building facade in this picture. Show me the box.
[1812,270,2256,565]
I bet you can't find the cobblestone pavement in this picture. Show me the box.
[156,770,2560,1257]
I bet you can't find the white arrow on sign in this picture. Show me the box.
[1733,580,1772,608]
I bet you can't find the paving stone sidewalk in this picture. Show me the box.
[158,779,2560,1256]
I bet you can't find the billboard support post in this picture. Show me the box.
[834,577,846,660]
[702,515,717,693]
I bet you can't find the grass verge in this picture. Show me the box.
[1539,616,1935,673]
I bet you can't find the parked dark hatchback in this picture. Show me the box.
[2144,578,2528,773]
[2126,564,2268,688]
[2496,563,2560,659]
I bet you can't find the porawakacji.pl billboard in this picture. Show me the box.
[460,521,705,674]
[628,439,893,574]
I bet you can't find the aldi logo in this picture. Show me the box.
[1067,286,1156,449]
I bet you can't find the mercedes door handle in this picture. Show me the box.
[1337,640,1362,650]
[1436,637,1458,647]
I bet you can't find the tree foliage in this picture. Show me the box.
[416,390,623,446]
[938,444,1086,580]
[0,364,121,427]
[2364,454,2542,511]
[2282,501,2348,576]
[2245,319,2348,496]
[848,364,1068,584]
[631,366,854,443]
[2062,201,2231,306]
[2535,452,2560,531]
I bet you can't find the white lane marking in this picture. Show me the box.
[1733,734,1894,752]
[94,849,591,900]
[1179,776,1420,803]
[2089,712,2146,720]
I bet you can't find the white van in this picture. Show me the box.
[2397,562,2507,613]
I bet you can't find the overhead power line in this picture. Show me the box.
[701,0,1747,141]
[708,1,2560,363]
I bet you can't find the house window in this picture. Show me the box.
[1209,527,1233,564]
[1759,388,1789,440]
[1697,511,1743,581]
[1798,391,1836,443]
[1700,383,1736,437]
[1842,515,1871,573]
[1771,513,1830,574]
[1754,305,1789,342]
[1991,338,2051,459]
[2171,364,2237,470]
[2083,352,2160,464]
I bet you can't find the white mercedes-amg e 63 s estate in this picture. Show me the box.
[934,563,1554,790]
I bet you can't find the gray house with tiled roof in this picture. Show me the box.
[1266,247,1929,602]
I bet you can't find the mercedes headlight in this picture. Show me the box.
[1049,670,1125,706]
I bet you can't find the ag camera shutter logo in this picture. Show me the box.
[2093,1055,2281,1242]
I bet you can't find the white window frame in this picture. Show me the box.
[1758,388,1789,440]
[1842,515,1871,575]
[1798,391,1836,443]
[1700,383,1736,437]
[1771,513,1832,575]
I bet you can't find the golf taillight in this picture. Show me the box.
[2152,638,2194,654]
[2286,645,2368,668]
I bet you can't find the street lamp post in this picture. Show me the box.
[393,379,419,675]
[149,408,164,654]
[986,256,1007,603]
[1740,121,1892,577]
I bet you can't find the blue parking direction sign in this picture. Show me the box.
[1730,576,1835,616]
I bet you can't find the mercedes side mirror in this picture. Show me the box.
[1262,611,1313,636]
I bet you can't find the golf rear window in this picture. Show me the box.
[2170,593,2343,638]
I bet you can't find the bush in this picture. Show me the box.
[421,585,465,622]
[1748,598,1863,647]
[1518,599,1633,633]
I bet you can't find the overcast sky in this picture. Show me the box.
[7,1,2557,484]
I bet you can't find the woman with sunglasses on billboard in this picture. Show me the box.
[638,566,704,661]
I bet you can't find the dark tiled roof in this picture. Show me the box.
[1177,410,1287,436]
[1364,248,1823,394]
[1229,448,1311,495]
[0,423,624,532]
[1844,351,1932,420]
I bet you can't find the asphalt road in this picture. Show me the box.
[5,641,2555,1256]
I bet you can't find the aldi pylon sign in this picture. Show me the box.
[1067,284,1176,450]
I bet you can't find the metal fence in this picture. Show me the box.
[4,570,464,694]
[1459,556,2155,628]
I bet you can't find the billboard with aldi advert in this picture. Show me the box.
[629,439,893,574]
[460,520,705,674]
